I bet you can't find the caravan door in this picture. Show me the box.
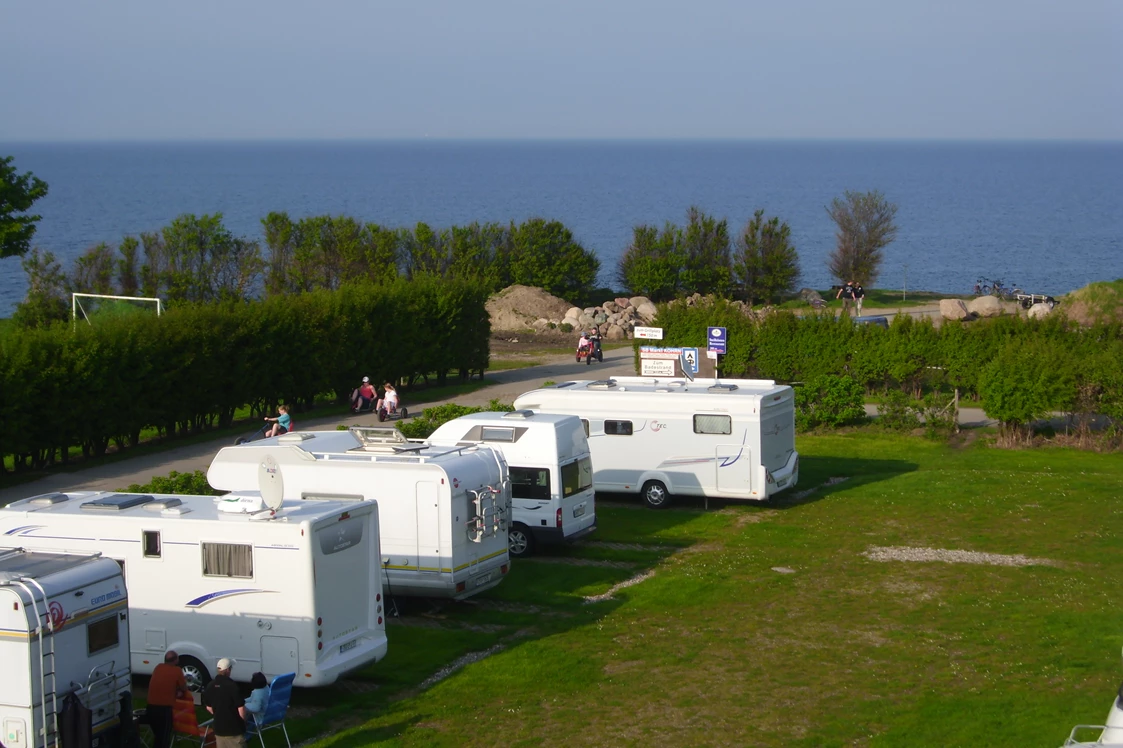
[716,444,752,496]
[416,482,441,573]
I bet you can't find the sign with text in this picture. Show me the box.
[682,347,699,374]
[633,326,664,340]
[639,346,684,360]
[707,326,727,354]
[640,359,675,377]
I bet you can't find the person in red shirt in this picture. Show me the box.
[351,376,376,413]
[145,650,188,748]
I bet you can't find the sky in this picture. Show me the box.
[1,0,1121,141]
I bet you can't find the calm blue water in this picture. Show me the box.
[1,140,1120,316]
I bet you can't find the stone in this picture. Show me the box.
[562,316,582,330]
[602,300,618,314]
[605,324,627,340]
[940,299,970,321]
[615,297,632,309]
[1027,302,1053,320]
[968,295,1003,318]
[799,288,824,304]
[629,296,651,310]
[635,301,658,321]
[566,306,582,320]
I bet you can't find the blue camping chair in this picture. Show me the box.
[246,672,295,747]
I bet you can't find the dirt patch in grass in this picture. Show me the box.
[862,545,1059,567]
[718,507,780,528]
[583,569,656,603]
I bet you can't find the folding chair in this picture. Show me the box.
[171,697,215,747]
[245,673,295,748]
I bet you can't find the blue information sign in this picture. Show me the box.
[681,347,699,374]
[707,326,727,354]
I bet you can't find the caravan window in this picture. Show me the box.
[87,615,119,655]
[143,531,161,558]
[604,420,633,436]
[580,419,589,437]
[693,414,732,435]
[201,542,253,579]
[510,468,550,500]
[561,457,593,497]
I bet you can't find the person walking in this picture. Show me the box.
[145,650,188,748]
[202,658,247,748]
[852,281,866,316]
[836,281,855,313]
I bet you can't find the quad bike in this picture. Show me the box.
[575,335,603,365]
[377,403,409,422]
[234,419,292,445]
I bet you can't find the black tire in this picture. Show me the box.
[508,524,536,558]
[576,354,582,363]
[178,656,211,693]
[400,408,408,419]
[377,409,386,422]
[596,350,603,362]
[586,354,591,365]
[641,480,671,509]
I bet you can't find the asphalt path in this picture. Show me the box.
[0,330,995,506]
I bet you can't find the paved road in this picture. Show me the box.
[0,341,994,506]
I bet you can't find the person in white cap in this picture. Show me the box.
[350,376,376,413]
[202,658,246,748]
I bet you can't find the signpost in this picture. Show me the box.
[640,359,675,377]
[634,326,664,340]
[707,326,727,354]
[682,347,699,375]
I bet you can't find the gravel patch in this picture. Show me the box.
[790,476,850,501]
[419,644,507,689]
[862,545,1058,567]
[583,569,656,603]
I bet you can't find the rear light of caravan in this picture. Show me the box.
[556,508,562,528]
[456,581,466,594]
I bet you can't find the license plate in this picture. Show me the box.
[340,639,358,653]
[475,573,492,587]
[776,478,788,488]
[573,504,586,518]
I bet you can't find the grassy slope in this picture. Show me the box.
[271,432,1123,748]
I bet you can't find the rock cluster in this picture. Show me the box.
[553,297,659,340]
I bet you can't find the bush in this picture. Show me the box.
[397,400,513,439]
[795,375,867,430]
[877,390,921,432]
[979,338,1075,442]
[120,470,218,495]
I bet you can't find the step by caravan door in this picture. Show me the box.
[416,481,442,573]
[261,636,298,676]
[716,443,752,496]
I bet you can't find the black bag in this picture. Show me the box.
[60,691,92,748]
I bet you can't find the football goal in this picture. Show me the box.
[72,293,163,326]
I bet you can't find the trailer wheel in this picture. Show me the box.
[641,480,670,509]
[178,656,211,693]
[508,524,536,558]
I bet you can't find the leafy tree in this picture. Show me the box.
[155,213,263,302]
[679,207,732,297]
[116,236,141,296]
[826,190,898,286]
[261,211,297,296]
[507,218,598,301]
[12,248,68,328]
[733,209,801,305]
[617,223,682,302]
[978,338,1075,442]
[1,155,49,259]
[69,242,116,294]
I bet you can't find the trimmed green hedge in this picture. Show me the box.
[0,278,490,473]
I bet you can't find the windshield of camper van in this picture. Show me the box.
[561,457,593,497]
[510,468,550,500]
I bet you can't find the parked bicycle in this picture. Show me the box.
[974,277,1022,301]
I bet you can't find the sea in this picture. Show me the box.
[1,140,1120,316]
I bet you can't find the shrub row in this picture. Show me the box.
[0,278,490,473]
[649,300,1123,425]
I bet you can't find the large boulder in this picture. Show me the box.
[968,295,1004,318]
[635,301,658,321]
[940,299,971,321]
[615,297,632,309]
[1027,302,1053,320]
[486,285,575,331]
[605,323,627,340]
[799,288,824,304]
[629,295,652,310]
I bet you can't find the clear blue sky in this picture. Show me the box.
[2,0,1120,141]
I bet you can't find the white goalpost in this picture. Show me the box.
[72,293,163,326]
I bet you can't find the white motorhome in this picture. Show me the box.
[0,488,389,691]
[513,377,799,508]
[426,411,596,557]
[208,428,511,600]
[0,548,131,748]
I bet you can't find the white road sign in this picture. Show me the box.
[634,326,664,340]
[641,359,675,377]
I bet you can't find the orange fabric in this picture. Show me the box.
[148,664,188,707]
[172,698,216,746]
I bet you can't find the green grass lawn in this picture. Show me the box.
[268,431,1122,748]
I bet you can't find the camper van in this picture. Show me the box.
[0,489,389,691]
[426,411,596,557]
[513,377,799,508]
[0,548,131,748]
[208,427,511,600]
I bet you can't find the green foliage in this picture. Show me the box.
[617,208,734,301]
[0,155,49,259]
[507,218,599,301]
[877,390,921,432]
[794,375,867,429]
[826,189,898,286]
[121,470,218,496]
[12,248,69,329]
[397,399,513,439]
[616,224,681,302]
[732,209,802,305]
[979,338,1076,438]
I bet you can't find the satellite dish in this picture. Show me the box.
[679,350,695,382]
[258,455,284,512]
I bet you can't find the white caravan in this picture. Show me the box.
[0,488,389,691]
[426,411,596,557]
[208,428,511,600]
[0,548,131,748]
[513,377,799,508]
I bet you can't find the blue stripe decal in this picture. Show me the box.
[4,525,43,536]
[186,589,274,608]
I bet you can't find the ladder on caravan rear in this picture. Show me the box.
[10,575,61,748]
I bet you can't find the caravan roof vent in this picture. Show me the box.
[144,498,183,511]
[708,383,740,393]
[655,388,671,393]
[502,410,535,420]
[29,492,70,505]
[585,379,618,390]
[279,432,314,443]
[81,494,154,512]
[349,426,411,451]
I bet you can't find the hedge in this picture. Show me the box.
[0,278,490,473]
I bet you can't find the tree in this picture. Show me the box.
[617,223,682,302]
[12,248,68,328]
[679,207,732,297]
[1,155,49,259]
[826,190,898,286]
[507,219,599,301]
[733,209,802,305]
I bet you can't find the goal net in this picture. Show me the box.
[72,293,163,325]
